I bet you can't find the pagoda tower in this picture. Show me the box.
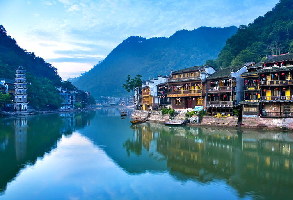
[14,66,28,111]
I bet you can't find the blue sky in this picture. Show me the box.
[0,0,279,79]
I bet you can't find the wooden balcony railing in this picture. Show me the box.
[168,90,202,97]
[244,99,259,102]
[260,80,293,86]
[208,86,232,92]
[244,86,259,90]
[261,112,293,118]
[261,96,293,101]
[207,101,233,107]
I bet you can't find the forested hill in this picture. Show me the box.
[73,26,237,97]
[0,26,61,83]
[0,25,62,109]
[209,0,293,69]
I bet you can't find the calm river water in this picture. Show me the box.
[0,109,293,200]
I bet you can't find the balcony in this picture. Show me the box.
[208,86,232,93]
[260,80,293,86]
[167,90,202,97]
[142,92,150,96]
[244,99,259,102]
[244,86,259,91]
[169,77,200,82]
[261,112,293,118]
[207,101,234,107]
[261,96,293,101]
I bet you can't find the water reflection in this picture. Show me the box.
[129,123,293,199]
[0,111,95,193]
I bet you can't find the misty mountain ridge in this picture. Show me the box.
[73,26,238,97]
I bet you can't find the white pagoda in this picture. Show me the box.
[14,66,28,111]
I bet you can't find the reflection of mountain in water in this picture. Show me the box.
[79,114,167,174]
[0,111,95,193]
[122,123,293,200]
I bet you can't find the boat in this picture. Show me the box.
[130,119,146,124]
[120,111,127,117]
[165,120,186,126]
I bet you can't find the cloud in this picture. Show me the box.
[0,0,279,79]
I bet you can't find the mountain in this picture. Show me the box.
[73,26,237,97]
[0,25,69,109]
[210,0,293,69]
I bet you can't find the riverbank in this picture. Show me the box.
[131,110,293,131]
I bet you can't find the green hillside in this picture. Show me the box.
[0,25,62,109]
[73,26,237,97]
[210,0,293,69]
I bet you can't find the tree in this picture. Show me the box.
[123,75,142,92]
[0,93,12,110]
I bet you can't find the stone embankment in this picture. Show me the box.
[242,117,293,130]
[132,110,293,130]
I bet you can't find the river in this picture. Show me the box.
[0,108,293,200]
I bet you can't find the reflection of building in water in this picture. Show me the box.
[14,117,27,161]
[60,113,76,134]
[131,123,293,198]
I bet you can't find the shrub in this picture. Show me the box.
[186,110,206,118]
[161,108,175,116]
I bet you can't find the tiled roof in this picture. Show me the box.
[264,53,293,63]
[172,66,205,74]
[207,66,243,79]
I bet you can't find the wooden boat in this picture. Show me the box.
[130,119,146,124]
[120,111,127,117]
[165,120,186,126]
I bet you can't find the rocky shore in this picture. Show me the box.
[131,110,293,131]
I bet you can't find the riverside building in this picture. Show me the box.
[167,66,215,109]
[206,66,247,115]
[141,76,168,110]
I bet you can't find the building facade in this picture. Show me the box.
[241,53,293,118]
[157,83,171,108]
[141,76,168,110]
[206,66,247,115]
[241,63,262,117]
[259,54,293,117]
[14,66,28,111]
[167,66,215,109]
[58,88,76,110]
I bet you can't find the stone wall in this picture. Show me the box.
[200,116,238,127]
[242,117,293,130]
[132,110,293,130]
[148,111,170,123]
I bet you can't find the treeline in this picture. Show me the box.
[206,0,293,69]
[0,25,95,110]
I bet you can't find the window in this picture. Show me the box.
[175,98,181,105]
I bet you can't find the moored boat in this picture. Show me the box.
[130,119,146,124]
[165,120,186,126]
[120,111,127,117]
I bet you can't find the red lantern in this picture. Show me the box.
[264,89,267,92]
[275,88,278,90]
[275,73,278,76]
[283,88,286,90]
[281,73,285,76]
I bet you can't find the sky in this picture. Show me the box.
[0,0,279,80]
